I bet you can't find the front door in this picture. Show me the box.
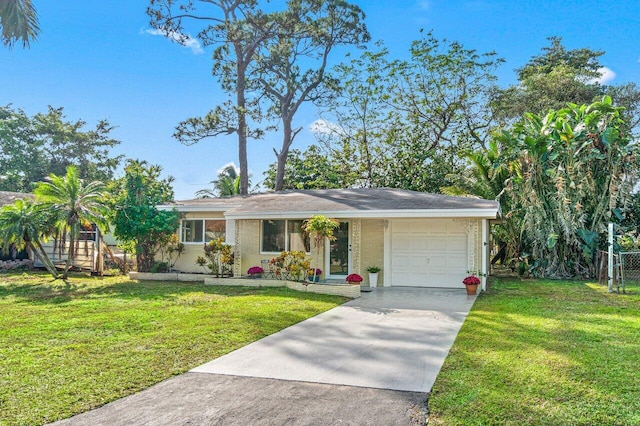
[326,221,350,279]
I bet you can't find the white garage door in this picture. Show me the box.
[391,219,468,288]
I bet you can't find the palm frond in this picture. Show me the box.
[0,0,40,48]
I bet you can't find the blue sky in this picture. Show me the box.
[2,0,640,199]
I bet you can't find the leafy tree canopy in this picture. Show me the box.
[148,0,368,194]
[498,96,638,278]
[516,36,604,81]
[108,160,179,272]
[149,0,279,195]
[263,145,358,190]
[0,105,122,192]
[493,36,640,135]
[253,0,369,191]
[303,32,502,193]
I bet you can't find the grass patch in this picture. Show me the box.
[0,272,347,425]
[429,278,640,425]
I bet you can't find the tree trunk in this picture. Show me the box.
[31,240,59,279]
[137,241,155,272]
[274,151,288,192]
[236,55,249,195]
[274,119,295,191]
[136,252,146,272]
[96,227,103,276]
[102,241,125,274]
[63,230,75,279]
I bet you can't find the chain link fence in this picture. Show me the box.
[596,247,640,294]
[618,251,640,293]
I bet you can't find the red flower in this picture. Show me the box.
[463,276,480,286]
[346,273,363,283]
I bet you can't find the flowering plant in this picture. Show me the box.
[346,273,363,284]
[269,251,310,281]
[247,266,264,275]
[308,268,322,276]
[462,275,480,286]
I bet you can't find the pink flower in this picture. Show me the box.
[247,266,264,275]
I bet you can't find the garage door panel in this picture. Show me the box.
[446,237,467,251]
[391,220,469,288]
[392,272,409,283]
[430,255,466,275]
[393,272,431,287]
[392,271,464,288]
[406,274,428,287]
[429,252,467,266]
[392,255,429,269]
[412,238,429,251]
[430,254,464,269]
[426,237,446,251]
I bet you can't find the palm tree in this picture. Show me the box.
[196,164,247,198]
[0,0,40,49]
[0,199,59,278]
[34,166,107,279]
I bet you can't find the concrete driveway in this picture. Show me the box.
[52,287,476,425]
[193,287,476,392]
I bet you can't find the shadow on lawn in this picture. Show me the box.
[0,272,347,305]
[433,277,640,424]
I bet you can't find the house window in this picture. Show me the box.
[262,220,286,252]
[204,220,226,242]
[261,220,310,253]
[181,219,226,243]
[181,220,203,243]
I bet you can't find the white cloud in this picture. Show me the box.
[309,119,344,136]
[415,1,430,10]
[591,66,616,85]
[144,28,203,55]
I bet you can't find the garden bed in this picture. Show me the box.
[205,277,361,298]
[129,272,207,282]
[128,272,361,298]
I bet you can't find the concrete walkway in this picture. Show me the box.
[193,287,476,392]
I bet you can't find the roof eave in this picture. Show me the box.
[157,204,241,212]
[224,208,499,220]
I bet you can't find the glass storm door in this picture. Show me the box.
[326,221,350,279]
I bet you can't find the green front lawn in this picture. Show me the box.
[430,278,640,425]
[0,272,347,425]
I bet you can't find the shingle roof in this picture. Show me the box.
[169,188,499,218]
[170,197,241,209]
[0,191,33,207]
